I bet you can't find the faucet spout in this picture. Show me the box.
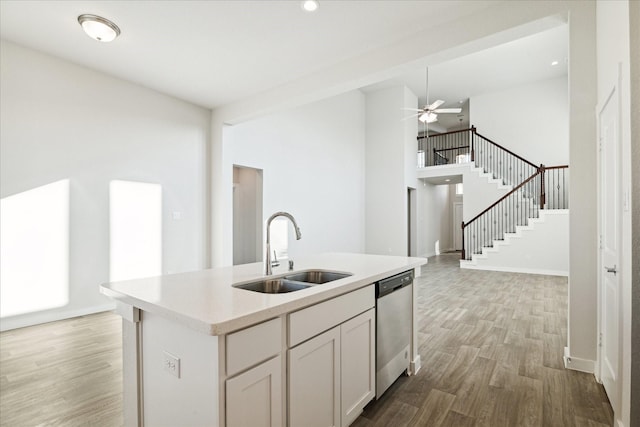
[265,211,302,275]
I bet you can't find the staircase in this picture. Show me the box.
[419,127,569,273]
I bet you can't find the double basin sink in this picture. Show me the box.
[233,270,352,294]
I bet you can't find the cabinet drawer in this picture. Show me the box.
[226,317,282,377]
[288,285,374,347]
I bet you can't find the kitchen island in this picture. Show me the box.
[101,252,427,427]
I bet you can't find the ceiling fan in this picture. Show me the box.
[404,68,461,123]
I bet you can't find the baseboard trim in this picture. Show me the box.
[410,355,421,376]
[460,263,568,277]
[0,303,117,332]
[563,347,595,373]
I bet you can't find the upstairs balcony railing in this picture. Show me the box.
[417,126,538,187]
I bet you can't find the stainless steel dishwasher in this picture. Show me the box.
[375,270,413,399]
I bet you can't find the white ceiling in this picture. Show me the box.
[362,24,568,129]
[0,0,502,110]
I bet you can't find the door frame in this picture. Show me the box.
[452,201,464,251]
[595,70,622,411]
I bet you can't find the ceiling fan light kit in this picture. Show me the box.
[418,111,438,123]
[405,68,462,125]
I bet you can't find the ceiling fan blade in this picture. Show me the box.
[402,113,420,121]
[428,100,445,110]
[402,108,425,112]
[433,108,462,114]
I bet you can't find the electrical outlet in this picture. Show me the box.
[163,351,180,378]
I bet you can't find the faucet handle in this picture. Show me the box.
[288,260,294,271]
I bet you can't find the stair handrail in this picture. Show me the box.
[463,168,541,229]
[471,128,538,168]
[461,164,570,260]
[461,168,541,260]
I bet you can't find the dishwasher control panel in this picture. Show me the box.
[376,270,413,298]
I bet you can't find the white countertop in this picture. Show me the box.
[100,252,427,336]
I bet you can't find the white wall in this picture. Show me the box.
[0,41,210,330]
[365,86,417,256]
[628,2,640,424]
[229,91,366,260]
[470,76,569,167]
[462,166,511,223]
[462,210,569,276]
[596,1,634,425]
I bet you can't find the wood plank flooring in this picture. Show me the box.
[0,254,613,426]
[0,311,123,427]
[354,253,613,427]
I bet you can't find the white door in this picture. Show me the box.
[289,326,340,427]
[453,202,463,251]
[598,85,620,412]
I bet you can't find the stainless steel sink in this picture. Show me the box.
[284,270,352,284]
[233,270,352,294]
[233,278,311,294]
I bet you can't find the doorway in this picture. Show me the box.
[407,187,417,256]
[232,166,263,265]
[453,202,463,251]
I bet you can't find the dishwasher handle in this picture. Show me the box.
[376,270,413,298]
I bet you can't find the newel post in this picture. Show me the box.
[539,164,546,209]
[470,126,476,162]
[461,221,465,260]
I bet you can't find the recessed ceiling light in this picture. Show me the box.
[301,0,319,12]
[551,60,559,66]
[78,14,121,42]
[445,179,451,182]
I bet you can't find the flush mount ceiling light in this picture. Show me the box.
[301,0,319,12]
[551,60,559,66]
[78,14,121,42]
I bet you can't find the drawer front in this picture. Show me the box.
[226,317,282,377]
[288,285,374,347]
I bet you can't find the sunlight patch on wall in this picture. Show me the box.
[110,180,162,282]
[1,180,70,318]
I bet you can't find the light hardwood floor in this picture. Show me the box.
[355,253,613,427]
[0,311,123,426]
[0,254,613,426]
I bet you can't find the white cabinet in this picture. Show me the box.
[289,326,341,427]
[226,355,283,427]
[288,305,375,427]
[340,309,375,427]
[226,318,283,427]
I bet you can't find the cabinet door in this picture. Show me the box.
[226,355,282,427]
[341,309,375,427]
[289,326,340,427]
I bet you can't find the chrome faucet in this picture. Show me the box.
[265,211,302,275]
